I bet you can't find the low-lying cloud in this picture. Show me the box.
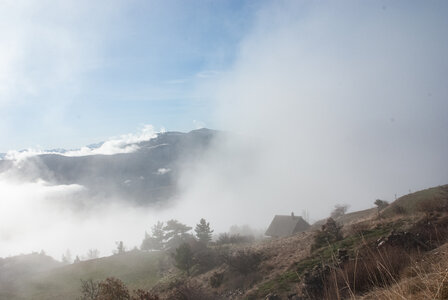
[3,125,158,162]
[179,1,448,226]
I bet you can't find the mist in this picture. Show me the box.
[178,1,448,227]
[1,1,447,261]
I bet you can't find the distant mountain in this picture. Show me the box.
[0,128,218,206]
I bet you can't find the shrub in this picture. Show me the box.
[417,198,448,220]
[392,205,406,215]
[221,249,262,275]
[79,278,158,300]
[79,279,99,300]
[374,199,389,218]
[311,218,343,251]
[331,204,349,219]
[216,233,255,245]
[172,243,195,276]
[193,247,220,274]
[210,272,224,288]
[165,282,213,300]
[132,289,159,300]
[349,222,370,236]
[97,277,130,300]
[410,215,448,249]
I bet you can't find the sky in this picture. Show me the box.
[0,0,263,152]
[0,0,448,258]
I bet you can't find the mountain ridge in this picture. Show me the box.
[0,128,219,206]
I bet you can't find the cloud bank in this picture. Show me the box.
[179,1,448,227]
[3,125,158,162]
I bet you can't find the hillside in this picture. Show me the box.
[0,128,218,205]
[0,250,164,300]
[2,184,448,299]
[383,184,448,216]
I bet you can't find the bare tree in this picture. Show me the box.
[86,249,100,260]
[61,249,72,264]
[331,204,349,219]
[79,279,99,300]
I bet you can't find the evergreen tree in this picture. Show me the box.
[141,222,165,251]
[115,241,126,254]
[163,220,192,239]
[172,243,194,276]
[194,218,213,244]
[163,220,192,249]
[151,221,165,248]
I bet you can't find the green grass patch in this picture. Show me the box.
[7,251,164,300]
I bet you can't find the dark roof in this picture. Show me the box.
[265,215,310,237]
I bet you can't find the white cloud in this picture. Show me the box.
[196,70,220,79]
[157,168,171,175]
[192,120,206,129]
[63,125,157,156]
[3,125,158,161]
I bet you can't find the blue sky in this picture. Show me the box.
[0,0,264,152]
[0,0,447,155]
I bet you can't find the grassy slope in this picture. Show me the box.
[3,184,447,300]
[3,250,163,300]
[310,207,377,230]
[383,184,448,216]
[245,185,448,299]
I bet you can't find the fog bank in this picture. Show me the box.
[179,1,448,227]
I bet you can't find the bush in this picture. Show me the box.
[132,289,159,300]
[97,277,130,300]
[349,222,370,236]
[311,218,343,251]
[172,243,194,276]
[79,279,99,300]
[210,272,224,288]
[193,247,220,274]
[165,282,213,300]
[410,215,448,249]
[392,205,406,215]
[216,233,255,245]
[331,204,349,219]
[79,278,158,300]
[417,198,448,220]
[221,249,262,275]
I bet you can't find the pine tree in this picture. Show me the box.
[194,218,213,244]
[151,221,165,248]
[163,220,192,249]
[115,241,126,254]
[141,221,165,251]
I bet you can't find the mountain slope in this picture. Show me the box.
[0,128,218,205]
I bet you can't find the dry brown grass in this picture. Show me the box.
[358,243,448,300]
